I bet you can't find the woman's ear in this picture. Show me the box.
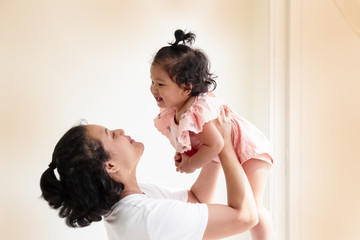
[105,161,124,182]
[105,161,118,174]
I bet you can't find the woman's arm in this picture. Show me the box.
[203,110,258,239]
[176,121,224,173]
[187,160,221,203]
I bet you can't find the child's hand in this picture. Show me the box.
[176,154,197,174]
[174,152,182,167]
[174,149,198,168]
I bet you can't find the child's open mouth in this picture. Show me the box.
[155,97,163,103]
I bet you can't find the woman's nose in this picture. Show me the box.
[114,129,125,135]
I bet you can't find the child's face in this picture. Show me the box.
[150,64,191,110]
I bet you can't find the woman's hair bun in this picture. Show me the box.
[40,167,64,209]
[172,29,196,46]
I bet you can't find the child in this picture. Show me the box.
[150,29,274,240]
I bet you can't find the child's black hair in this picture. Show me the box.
[152,29,217,96]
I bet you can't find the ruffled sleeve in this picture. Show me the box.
[153,92,225,153]
[176,92,224,152]
[153,108,176,140]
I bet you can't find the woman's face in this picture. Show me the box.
[86,125,144,178]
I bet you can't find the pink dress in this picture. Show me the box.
[154,92,273,165]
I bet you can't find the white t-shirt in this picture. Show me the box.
[104,183,208,240]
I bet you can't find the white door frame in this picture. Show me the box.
[269,0,302,239]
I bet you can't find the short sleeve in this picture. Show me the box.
[147,199,208,240]
[104,189,206,240]
[176,92,224,152]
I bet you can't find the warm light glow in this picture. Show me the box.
[334,0,360,36]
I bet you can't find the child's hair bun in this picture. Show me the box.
[172,29,196,46]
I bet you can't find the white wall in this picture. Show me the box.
[288,0,360,239]
[0,1,270,240]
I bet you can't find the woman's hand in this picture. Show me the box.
[213,107,232,145]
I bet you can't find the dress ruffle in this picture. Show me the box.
[154,108,175,141]
[153,92,274,165]
[154,92,223,153]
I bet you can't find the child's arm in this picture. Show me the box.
[176,121,224,173]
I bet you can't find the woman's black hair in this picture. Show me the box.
[152,29,217,96]
[40,124,124,228]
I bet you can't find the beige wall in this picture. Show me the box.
[0,1,269,240]
[289,0,360,239]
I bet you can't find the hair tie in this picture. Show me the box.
[48,161,56,170]
[49,161,61,181]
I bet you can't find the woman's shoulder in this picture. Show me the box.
[104,185,208,240]
[140,183,188,201]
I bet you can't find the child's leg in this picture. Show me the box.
[242,159,273,240]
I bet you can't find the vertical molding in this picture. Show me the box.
[269,0,287,239]
[269,0,303,239]
[287,0,303,239]
[269,0,304,239]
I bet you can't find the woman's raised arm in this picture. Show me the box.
[203,109,258,239]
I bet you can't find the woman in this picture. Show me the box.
[40,110,258,239]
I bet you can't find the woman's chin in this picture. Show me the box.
[137,143,145,157]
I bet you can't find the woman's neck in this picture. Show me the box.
[120,178,143,199]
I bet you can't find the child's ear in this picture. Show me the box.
[182,83,192,95]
